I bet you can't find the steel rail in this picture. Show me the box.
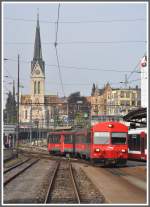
[44,160,60,203]
[4,158,31,174]
[69,161,81,203]
[4,159,40,186]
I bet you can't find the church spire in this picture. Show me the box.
[33,12,42,60]
[31,12,45,75]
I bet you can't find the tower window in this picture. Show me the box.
[25,110,28,119]
[34,81,36,94]
[38,81,40,94]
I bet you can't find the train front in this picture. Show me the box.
[91,122,128,165]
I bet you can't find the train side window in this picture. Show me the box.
[64,135,73,144]
[76,135,84,143]
[87,133,91,143]
[145,135,147,148]
[48,135,52,143]
[128,134,140,151]
[52,135,60,143]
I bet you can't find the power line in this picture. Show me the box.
[3,57,142,74]
[54,4,65,97]
[4,40,147,45]
[5,17,146,24]
[4,57,133,73]
[127,52,146,81]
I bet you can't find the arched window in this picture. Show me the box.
[25,110,27,119]
[34,81,36,94]
[38,81,40,94]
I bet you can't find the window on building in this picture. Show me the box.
[25,110,27,119]
[34,81,36,94]
[120,91,124,98]
[137,101,141,106]
[126,92,130,98]
[132,93,136,99]
[125,101,130,106]
[114,92,117,98]
[38,81,40,94]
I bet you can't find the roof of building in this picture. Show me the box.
[44,95,63,104]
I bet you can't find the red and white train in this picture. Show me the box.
[128,127,147,161]
[47,121,128,165]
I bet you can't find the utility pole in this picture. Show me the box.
[16,54,20,158]
[66,101,69,126]
[30,102,32,145]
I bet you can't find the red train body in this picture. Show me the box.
[47,122,128,165]
[128,127,147,161]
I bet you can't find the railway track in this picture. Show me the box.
[4,158,31,173]
[4,158,40,186]
[44,160,80,204]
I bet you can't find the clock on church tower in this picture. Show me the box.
[35,69,40,75]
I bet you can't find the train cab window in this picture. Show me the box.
[94,132,110,144]
[111,133,127,144]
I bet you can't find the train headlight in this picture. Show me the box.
[95,148,100,152]
[121,149,126,152]
[108,124,113,128]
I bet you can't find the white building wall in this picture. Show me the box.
[140,56,148,108]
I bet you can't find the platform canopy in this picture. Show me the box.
[123,107,147,125]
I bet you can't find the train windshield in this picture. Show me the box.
[94,132,110,144]
[111,133,127,144]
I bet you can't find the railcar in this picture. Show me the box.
[47,122,128,165]
[47,131,75,155]
[128,127,147,161]
[89,122,128,165]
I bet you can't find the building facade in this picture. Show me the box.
[91,83,141,116]
[91,83,112,116]
[107,86,141,116]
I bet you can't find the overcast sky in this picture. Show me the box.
[3,2,147,103]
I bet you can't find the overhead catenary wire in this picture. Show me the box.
[127,52,146,81]
[54,4,65,97]
[5,17,146,24]
[4,40,147,45]
[2,57,143,73]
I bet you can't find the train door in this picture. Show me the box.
[72,134,76,156]
[60,134,64,153]
[140,131,146,160]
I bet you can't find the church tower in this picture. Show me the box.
[31,13,45,103]
[30,13,46,126]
